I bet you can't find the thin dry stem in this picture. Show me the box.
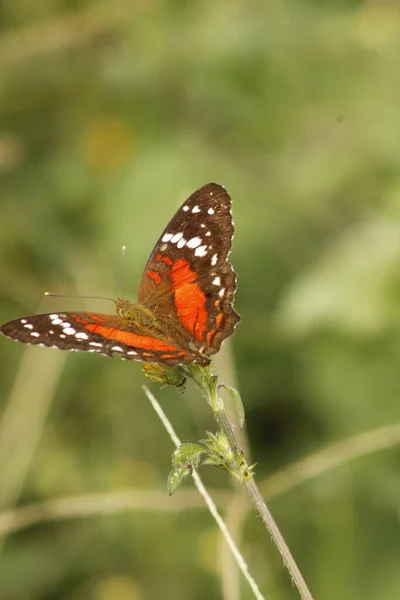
[213,344,252,600]
[212,402,315,600]
[142,385,266,600]
[0,488,233,537]
[213,343,251,460]
[1,421,399,539]
[220,492,251,600]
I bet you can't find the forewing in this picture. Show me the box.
[138,182,240,355]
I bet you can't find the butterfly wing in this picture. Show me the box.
[138,182,240,357]
[0,311,202,365]
[1,183,239,367]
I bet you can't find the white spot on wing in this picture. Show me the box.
[60,334,66,338]
[90,341,103,347]
[63,327,76,335]
[162,233,173,242]
[171,232,183,243]
[219,288,225,297]
[61,322,71,328]
[205,231,211,237]
[200,223,205,228]
[112,346,123,351]
[50,314,59,320]
[128,350,137,355]
[208,207,215,215]
[30,332,40,337]
[195,245,208,257]
[212,277,221,285]
[177,238,186,248]
[211,253,218,266]
[192,205,200,213]
[186,236,202,248]
[160,243,167,251]
[75,332,89,340]
[183,205,189,212]
[51,318,63,325]
[21,319,27,324]
[24,323,33,329]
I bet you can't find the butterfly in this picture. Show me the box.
[1,183,240,366]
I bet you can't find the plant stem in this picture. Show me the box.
[142,384,266,600]
[189,365,315,600]
[245,478,314,600]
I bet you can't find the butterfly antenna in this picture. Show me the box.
[44,292,115,304]
[118,244,127,298]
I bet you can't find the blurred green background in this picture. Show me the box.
[1,0,400,598]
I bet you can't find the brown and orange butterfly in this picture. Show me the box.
[1,183,240,366]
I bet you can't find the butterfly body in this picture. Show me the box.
[1,183,240,366]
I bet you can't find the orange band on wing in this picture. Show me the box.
[156,253,173,266]
[84,323,185,354]
[206,329,217,346]
[170,258,208,341]
[148,269,162,285]
[216,313,224,328]
[87,313,106,322]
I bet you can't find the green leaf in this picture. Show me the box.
[171,443,206,469]
[167,466,192,495]
[219,384,245,428]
